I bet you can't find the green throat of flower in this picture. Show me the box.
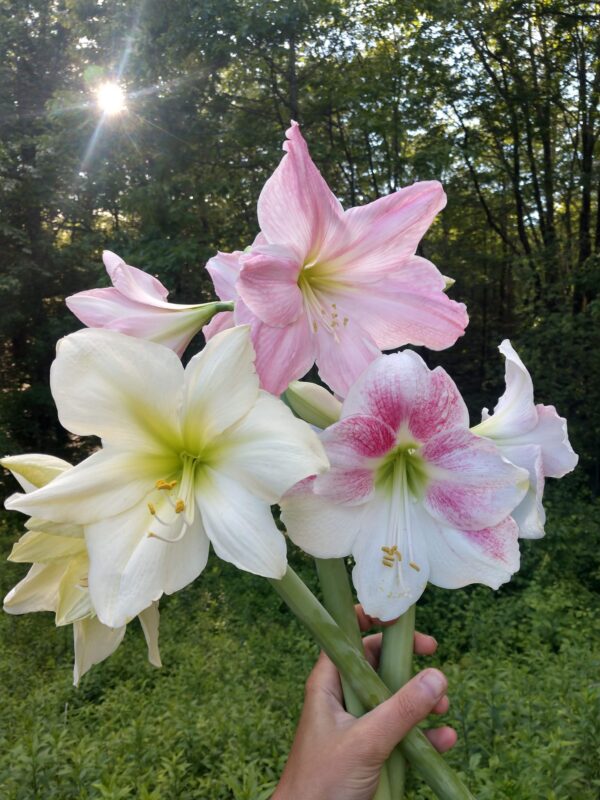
[374,444,429,499]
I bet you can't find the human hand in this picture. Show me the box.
[273,607,456,800]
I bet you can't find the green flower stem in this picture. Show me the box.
[379,605,417,797]
[316,558,392,800]
[269,567,475,800]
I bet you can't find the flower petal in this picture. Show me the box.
[235,299,316,395]
[237,244,303,326]
[499,444,546,539]
[50,329,183,452]
[314,315,381,398]
[510,404,579,479]
[312,414,395,505]
[138,602,162,667]
[351,493,430,621]
[6,449,179,525]
[473,340,538,439]
[9,531,86,564]
[1,454,71,492]
[181,325,258,448]
[423,429,529,530]
[280,476,362,557]
[220,391,328,502]
[198,468,287,578]
[73,616,127,686]
[318,181,446,282]
[55,554,93,625]
[203,310,235,341]
[102,251,170,304]
[342,351,469,439]
[205,251,243,301]
[257,121,343,261]
[426,513,520,590]
[86,501,210,628]
[4,563,65,614]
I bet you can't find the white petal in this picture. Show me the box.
[504,404,579,479]
[25,518,83,538]
[6,449,179,525]
[73,616,126,686]
[9,531,86,564]
[284,381,342,429]
[138,602,162,667]
[426,512,520,590]
[220,392,328,502]
[3,563,65,614]
[86,501,210,628]
[198,468,287,578]
[280,477,362,558]
[472,340,538,439]
[1,454,71,491]
[500,444,546,539]
[50,328,183,452]
[181,326,259,450]
[351,493,430,622]
[55,554,93,625]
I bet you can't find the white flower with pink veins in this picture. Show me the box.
[281,351,530,620]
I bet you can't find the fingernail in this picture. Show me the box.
[419,669,446,699]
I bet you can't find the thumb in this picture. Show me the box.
[354,668,447,762]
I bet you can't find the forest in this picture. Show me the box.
[1,1,599,798]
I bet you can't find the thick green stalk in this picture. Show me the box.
[269,567,475,800]
[379,606,417,796]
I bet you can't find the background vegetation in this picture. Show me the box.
[1,0,599,797]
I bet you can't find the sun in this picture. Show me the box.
[96,82,126,115]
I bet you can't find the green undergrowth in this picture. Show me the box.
[0,480,599,799]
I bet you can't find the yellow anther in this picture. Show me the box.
[175,499,185,514]
[148,502,157,515]
[148,531,158,539]
[79,576,89,588]
[312,320,318,333]
[332,312,338,318]
[381,546,394,554]
[409,561,421,572]
[343,317,349,326]
[331,320,338,327]
[382,560,393,568]
[332,303,337,309]
[155,479,177,491]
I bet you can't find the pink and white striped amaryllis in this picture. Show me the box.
[204,122,468,397]
[281,351,529,620]
[67,251,232,357]
[471,340,578,539]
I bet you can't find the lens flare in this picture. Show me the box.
[96,83,126,115]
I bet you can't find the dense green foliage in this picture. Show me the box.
[1,482,599,799]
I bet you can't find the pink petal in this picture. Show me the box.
[102,251,170,306]
[318,182,446,282]
[235,299,315,395]
[312,414,395,504]
[423,429,529,530]
[343,260,468,351]
[205,251,243,301]
[342,350,469,440]
[314,314,381,397]
[427,514,520,590]
[237,244,303,326]
[257,121,343,261]
[203,310,235,341]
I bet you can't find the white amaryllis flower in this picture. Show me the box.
[471,340,578,538]
[5,327,327,628]
[281,351,529,620]
[2,454,160,685]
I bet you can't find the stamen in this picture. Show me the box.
[343,317,349,326]
[79,576,89,588]
[312,321,318,333]
[175,499,185,514]
[409,561,421,572]
[148,502,157,515]
[156,479,177,491]
[148,523,188,544]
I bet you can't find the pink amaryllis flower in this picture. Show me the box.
[67,251,232,357]
[281,351,529,620]
[471,340,578,538]
[204,122,468,397]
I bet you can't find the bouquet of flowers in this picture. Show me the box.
[2,123,577,799]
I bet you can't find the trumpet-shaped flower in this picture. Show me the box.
[1,454,160,685]
[471,340,578,538]
[66,251,233,357]
[205,122,468,397]
[5,327,327,628]
[281,351,529,620]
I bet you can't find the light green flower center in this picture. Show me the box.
[374,443,429,497]
[297,268,349,337]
